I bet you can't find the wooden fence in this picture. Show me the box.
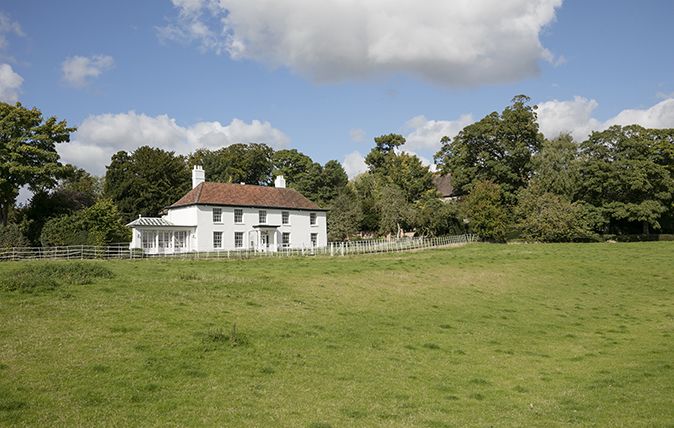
[0,234,477,262]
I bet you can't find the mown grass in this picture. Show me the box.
[0,243,672,426]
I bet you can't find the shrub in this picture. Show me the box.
[0,223,29,248]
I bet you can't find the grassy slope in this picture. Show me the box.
[0,243,673,427]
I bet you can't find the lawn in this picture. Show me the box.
[0,243,673,426]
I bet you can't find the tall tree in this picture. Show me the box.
[105,146,190,222]
[327,185,363,241]
[375,183,412,237]
[435,95,544,203]
[365,133,406,173]
[530,134,580,200]
[0,102,75,225]
[578,125,674,234]
[19,166,101,244]
[461,180,510,242]
[189,143,274,185]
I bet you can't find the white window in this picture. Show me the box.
[234,209,243,223]
[282,232,290,248]
[310,212,317,225]
[259,210,267,224]
[174,231,187,249]
[282,211,289,225]
[141,231,156,249]
[158,231,171,249]
[213,231,223,248]
[213,208,222,223]
[311,233,317,247]
[234,232,244,248]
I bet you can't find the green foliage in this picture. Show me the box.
[327,186,363,241]
[0,261,113,292]
[0,223,29,248]
[531,134,580,200]
[375,183,412,237]
[461,180,510,242]
[0,102,75,226]
[40,199,130,246]
[578,125,674,234]
[364,133,406,173]
[351,173,380,233]
[189,143,274,185]
[18,166,100,244]
[105,146,190,222]
[435,95,544,203]
[412,192,463,237]
[515,186,596,242]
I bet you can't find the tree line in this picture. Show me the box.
[2,97,673,248]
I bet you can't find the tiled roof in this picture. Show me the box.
[169,182,325,211]
[126,217,174,227]
[432,174,455,198]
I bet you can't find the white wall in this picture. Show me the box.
[176,205,327,251]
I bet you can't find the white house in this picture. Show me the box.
[127,166,328,254]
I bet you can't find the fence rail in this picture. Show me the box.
[0,234,477,262]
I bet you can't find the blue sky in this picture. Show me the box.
[2,0,674,177]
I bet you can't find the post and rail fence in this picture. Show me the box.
[0,234,477,262]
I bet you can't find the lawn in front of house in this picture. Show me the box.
[0,242,672,426]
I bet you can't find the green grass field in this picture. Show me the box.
[1,243,673,427]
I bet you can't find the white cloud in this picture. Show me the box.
[162,0,563,86]
[342,151,367,178]
[536,97,674,141]
[61,55,114,87]
[404,114,474,152]
[59,111,290,175]
[0,63,22,102]
[349,128,367,143]
[0,12,23,51]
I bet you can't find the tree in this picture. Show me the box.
[530,134,580,200]
[189,143,274,185]
[515,185,596,242]
[578,125,674,234]
[18,166,101,244]
[351,173,380,233]
[272,149,315,184]
[40,199,129,246]
[435,95,544,203]
[375,183,412,237]
[412,191,462,237]
[365,133,406,173]
[327,186,363,241]
[316,160,348,205]
[461,180,510,242]
[105,146,190,223]
[0,102,75,225]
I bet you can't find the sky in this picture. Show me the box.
[2,0,674,179]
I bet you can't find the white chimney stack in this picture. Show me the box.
[192,165,205,188]
[274,175,286,188]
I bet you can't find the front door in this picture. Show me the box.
[261,232,269,251]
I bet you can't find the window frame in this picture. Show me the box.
[310,233,318,247]
[234,231,244,248]
[213,231,223,249]
[310,212,317,226]
[234,208,243,224]
[282,211,290,225]
[259,210,267,224]
[212,207,222,223]
[282,232,290,248]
